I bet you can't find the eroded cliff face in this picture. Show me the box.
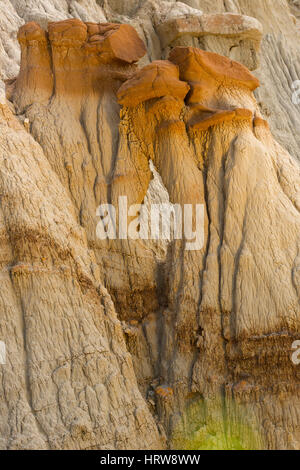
[0,91,163,450]
[0,0,300,450]
[115,43,300,450]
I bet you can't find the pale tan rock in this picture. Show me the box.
[156,12,263,50]
[13,22,53,110]
[152,4,262,70]
[0,96,162,450]
[0,1,23,81]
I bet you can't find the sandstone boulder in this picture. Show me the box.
[117,60,190,106]
[169,46,259,107]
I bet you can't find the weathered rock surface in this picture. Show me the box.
[0,90,162,450]
[116,45,300,449]
[0,0,300,451]
[155,11,263,70]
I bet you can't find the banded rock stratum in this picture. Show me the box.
[0,0,300,450]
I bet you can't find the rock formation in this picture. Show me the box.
[0,88,162,450]
[155,11,263,70]
[0,0,300,451]
[116,44,300,449]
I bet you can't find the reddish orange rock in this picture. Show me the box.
[190,109,236,130]
[155,385,174,400]
[48,18,88,46]
[13,19,146,110]
[234,108,253,120]
[117,60,190,107]
[47,19,146,63]
[188,106,253,130]
[86,22,147,64]
[18,21,48,44]
[169,46,259,105]
[169,46,259,91]
[253,116,269,129]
